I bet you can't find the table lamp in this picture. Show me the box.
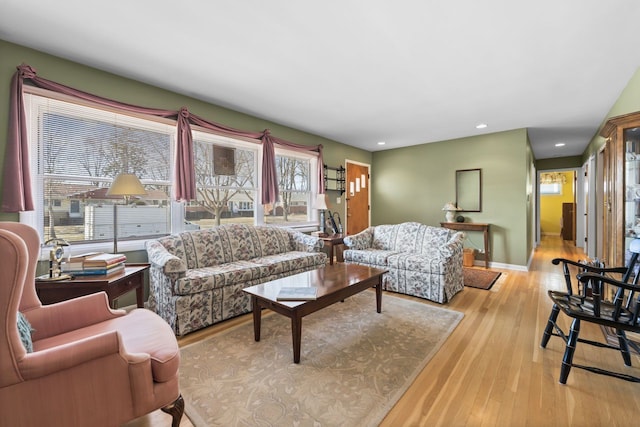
[313,193,329,235]
[107,173,146,253]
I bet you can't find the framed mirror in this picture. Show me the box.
[456,168,482,212]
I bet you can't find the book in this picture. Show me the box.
[276,287,318,301]
[61,261,85,271]
[83,253,127,267]
[83,261,125,271]
[67,252,103,263]
[66,263,125,276]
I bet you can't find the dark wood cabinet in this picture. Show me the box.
[600,111,640,267]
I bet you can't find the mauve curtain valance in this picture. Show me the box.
[3,64,323,212]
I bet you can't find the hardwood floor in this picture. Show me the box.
[127,236,640,426]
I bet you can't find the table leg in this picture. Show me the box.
[375,277,382,313]
[291,313,302,363]
[136,285,144,308]
[328,243,335,265]
[251,296,261,342]
[483,229,489,268]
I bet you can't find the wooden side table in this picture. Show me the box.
[318,234,345,265]
[35,264,149,309]
[440,222,490,268]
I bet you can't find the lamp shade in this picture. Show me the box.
[107,173,146,197]
[442,202,459,211]
[313,194,329,210]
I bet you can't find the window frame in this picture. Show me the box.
[22,90,183,257]
[267,147,319,228]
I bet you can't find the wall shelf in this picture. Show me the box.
[324,164,345,194]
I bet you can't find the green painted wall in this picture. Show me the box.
[583,67,640,161]
[371,128,530,266]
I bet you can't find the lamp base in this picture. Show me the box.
[319,209,326,234]
[445,210,456,222]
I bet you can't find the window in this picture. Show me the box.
[189,132,318,229]
[264,152,313,225]
[540,183,562,195]
[24,93,175,251]
[23,91,320,253]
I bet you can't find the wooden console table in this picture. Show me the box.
[35,264,149,308]
[440,222,490,268]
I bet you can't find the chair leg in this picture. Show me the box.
[560,318,580,384]
[161,394,184,427]
[540,304,560,348]
[616,329,632,367]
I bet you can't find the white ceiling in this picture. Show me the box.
[2,0,640,159]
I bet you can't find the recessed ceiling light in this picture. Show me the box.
[476,123,488,129]
[377,141,386,145]
[555,143,566,147]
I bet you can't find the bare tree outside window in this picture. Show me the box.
[193,141,256,226]
[271,155,310,223]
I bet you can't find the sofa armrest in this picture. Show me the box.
[288,229,324,252]
[440,231,465,257]
[145,239,187,275]
[343,227,374,250]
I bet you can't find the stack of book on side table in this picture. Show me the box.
[61,252,127,276]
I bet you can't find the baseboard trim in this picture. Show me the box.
[474,260,528,271]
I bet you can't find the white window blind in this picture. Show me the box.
[25,93,174,246]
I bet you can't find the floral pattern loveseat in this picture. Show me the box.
[343,222,464,303]
[146,224,327,335]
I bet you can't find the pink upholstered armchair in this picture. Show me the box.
[0,222,183,427]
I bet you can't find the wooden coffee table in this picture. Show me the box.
[243,263,388,363]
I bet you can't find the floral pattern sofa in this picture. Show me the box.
[146,224,327,335]
[343,222,464,303]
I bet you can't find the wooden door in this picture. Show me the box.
[345,162,370,235]
[562,202,575,241]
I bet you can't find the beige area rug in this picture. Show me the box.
[179,291,464,427]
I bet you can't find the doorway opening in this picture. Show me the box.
[539,170,578,246]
